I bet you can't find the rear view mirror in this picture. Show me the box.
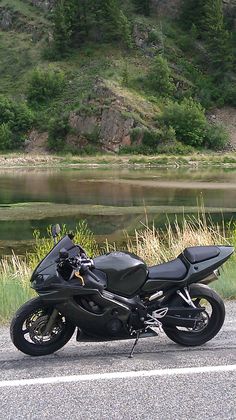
[51,224,61,238]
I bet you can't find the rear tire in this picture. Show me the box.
[163,284,225,346]
[10,297,76,356]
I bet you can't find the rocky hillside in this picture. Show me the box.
[0,0,235,154]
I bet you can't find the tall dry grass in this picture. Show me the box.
[0,214,235,323]
[125,213,228,266]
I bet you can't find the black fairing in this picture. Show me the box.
[93,252,148,297]
[31,236,80,279]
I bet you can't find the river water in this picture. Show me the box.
[0,166,236,255]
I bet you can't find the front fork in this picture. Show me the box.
[43,308,59,335]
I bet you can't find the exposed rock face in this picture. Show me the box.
[0,6,46,38]
[69,114,98,136]
[25,130,48,154]
[0,8,12,30]
[69,107,134,153]
[100,108,133,151]
[208,107,236,151]
[151,0,236,18]
[67,80,139,152]
[29,0,55,11]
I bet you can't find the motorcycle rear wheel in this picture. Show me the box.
[163,284,225,346]
[10,297,75,356]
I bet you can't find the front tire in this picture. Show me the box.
[10,297,76,356]
[163,284,225,346]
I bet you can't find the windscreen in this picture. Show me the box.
[33,235,79,275]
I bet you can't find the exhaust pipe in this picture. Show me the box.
[200,269,220,285]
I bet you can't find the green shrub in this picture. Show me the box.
[119,140,194,156]
[130,127,144,143]
[0,123,13,150]
[48,115,70,152]
[161,98,207,147]
[142,128,162,148]
[28,221,98,268]
[0,96,14,125]
[221,82,236,107]
[148,55,175,97]
[0,96,34,150]
[159,126,177,143]
[156,141,195,155]
[27,67,65,105]
[79,145,101,155]
[11,102,34,133]
[119,144,151,155]
[204,123,229,150]
[148,28,163,44]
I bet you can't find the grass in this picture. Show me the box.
[2,152,236,169]
[0,254,33,324]
[0,211,235,323]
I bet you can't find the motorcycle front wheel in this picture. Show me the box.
[163,284,225,346]
[10,297,75,356]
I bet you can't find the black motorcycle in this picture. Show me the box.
[10,225,234,357]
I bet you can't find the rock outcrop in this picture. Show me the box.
[67,79,158,152]
[28,0,55,11]
[0,5,47,38]
[0,8,12,30]
[151,0,236,19]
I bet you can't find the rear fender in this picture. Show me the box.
[180,246,234,286]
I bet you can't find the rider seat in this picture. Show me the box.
[148,258,187,281]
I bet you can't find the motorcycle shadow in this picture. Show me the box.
[2,335,211,374]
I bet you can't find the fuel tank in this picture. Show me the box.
[93,252,148,297]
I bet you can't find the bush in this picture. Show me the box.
[148,28,163,44]
[204,123,229,150]
[161,98,207,147]
[0,95,34,150]
[48,115,70,152]
[142,129,162,148]
[221,82,236,107]
[11,102,34,133]
[156,141,195,155]
[119,144,151,155]
[27,67,65,105]
[130,127,144,143]
[0,123,13,150]
[148,55,175,97]
[119,140,194,156]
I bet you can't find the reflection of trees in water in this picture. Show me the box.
[1,169,236,256]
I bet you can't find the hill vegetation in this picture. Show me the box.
[0,0,235,154]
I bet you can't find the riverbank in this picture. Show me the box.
[1,152,236,168]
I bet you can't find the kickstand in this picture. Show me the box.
[129,331,141,359]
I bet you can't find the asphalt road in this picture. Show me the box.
[0,302,235,420]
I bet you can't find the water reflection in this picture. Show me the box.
[0,167,236,255]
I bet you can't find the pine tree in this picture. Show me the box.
[148,55,175,97]
[202,0,224,34]
[134,0,150,16]
[180,0,205,30]
[202,0,233,76]
[52,0,132,51]
[93,0,132,47]
[53,0,79,52]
